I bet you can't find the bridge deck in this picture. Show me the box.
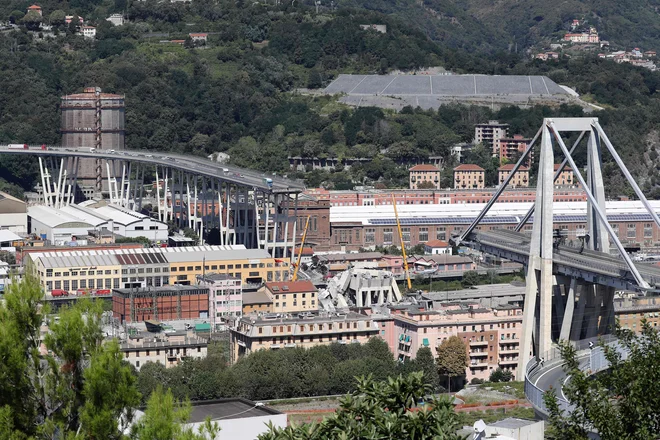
[0,145,304,193]
[466,229,660,290]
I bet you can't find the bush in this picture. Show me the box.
[489,368,514,383]
[470,377,485,385]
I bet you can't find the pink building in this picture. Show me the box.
[197,274,243,330]
[389,303,524,381]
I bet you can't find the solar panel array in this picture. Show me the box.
[324,74,569,97]
[367,213,660,226]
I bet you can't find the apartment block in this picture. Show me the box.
[120,331,208,370]
[197,274,243,330]
[498,165,529,188]
[474,121,509,149]
[264,280,318,314]
[454,164,485,189]
[230,312,379,363]
[389,303,524,381]
[554,164,575,186]
[495,135,532,166]
[409,164,441,189]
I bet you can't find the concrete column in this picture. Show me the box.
[584,286,600,339]
[598,286,616,335]
[570,282,587,341]
[586,129,609,252]
[560,278,577,341]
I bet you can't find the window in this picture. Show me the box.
[365,228,375,244]
[72,280,78,290]
[55,281,61,289]
[46,269,53,277]
[644,223,653,238]
[401,227,410,243]
[627,224,637,238]
[436,227,446,241]
[419,227,428,242]
[171,267,177,272]
[63,272,70,277]
[383,228,393,244]
[195,266,201,271]
[71,271,78,276]
[63,280,70,290]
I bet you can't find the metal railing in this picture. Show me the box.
[524,338,629,417]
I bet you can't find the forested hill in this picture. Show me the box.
[340,0,660,51]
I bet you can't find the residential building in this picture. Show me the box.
[263,280,318,314]
[230,311,380,363]
[112,285,209,323]
[498,165,529,188]
[189,33,208,42]
[107,13,125,26]
[80,26,96,38]
[615,295,660,332]
[0,191,27,234]
[27,5,42,16]
[65,15,84,24]
[474,121,509,149]
[423,239,452,255]
[554,163,575,186]
[409,164,441,190]
[197,274,242,330]
[454,164,485,189]
[408,254,476,274]
[120,331,208,370]
[389,303,524,380]
[495,135,532,166]
[242,290,273,315]
[28,245,289,296]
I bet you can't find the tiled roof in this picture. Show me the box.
[454,164,484,172]
[498,164,529,171]
[409,164,440,172]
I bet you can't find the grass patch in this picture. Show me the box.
[458,406,535,426]
[478,381,526,400]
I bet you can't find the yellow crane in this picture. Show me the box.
[392,194,412,290]
[292,215,310,282]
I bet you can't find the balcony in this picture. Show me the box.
[499,349,519,355]
[499,358,519,365]
[469,340,488,347]
[469,362,488,368]
[499,339,519,345]
[470,351,488,357]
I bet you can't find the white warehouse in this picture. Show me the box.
[28,204,168,245]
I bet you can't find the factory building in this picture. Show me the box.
[0,191,27,234]
[120,331,208,369]
[27,204,168,244]
[328,200,660,251]
[60,87,125,193]
[112,285,210,323]
[28,245,290,296]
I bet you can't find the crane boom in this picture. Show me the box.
[292,215,310,282]
[392,194,411,290]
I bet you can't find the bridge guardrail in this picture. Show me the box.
[524,339,629,417]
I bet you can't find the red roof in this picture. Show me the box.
[265,280,317,294]
[554,164,572,171]
[409,164,440,172]
[295,247,314,256]
[424,239,450,248]
[498,164,529,171]
[189,33,208,37]
[28,4,42,9]
[454,164,484,172]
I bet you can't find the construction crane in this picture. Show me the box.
[392,194,412,290]
[292,215,310,282]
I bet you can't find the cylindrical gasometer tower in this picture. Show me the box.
[61,87,125,194]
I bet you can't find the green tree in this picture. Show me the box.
[415,347,442,392]
[417,180,436,189]
[49,10,66,27]
[544,323,660,440]
[9,10,24,24]
[131,386,219,440]
[259,372,464,439]
[462,270,480,287]
[436,336,468,393]
[0,250,16,264]
[115,236,151,246]
[21,10,42,31]
[489,367,513,383]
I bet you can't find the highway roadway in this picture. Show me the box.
[0,145,305,194]
[466,229,660,290]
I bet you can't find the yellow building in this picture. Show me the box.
[498,165,529,188]
[264,280,318,314]
[554,163,575,186]
[28,245,289,296]
[454,164,485,189]
[409,164,441,190]
[230,312,379,362]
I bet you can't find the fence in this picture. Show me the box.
[524,339,629,417]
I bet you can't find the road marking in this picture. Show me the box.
[561,375,571,400]
[533,362,563,387]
